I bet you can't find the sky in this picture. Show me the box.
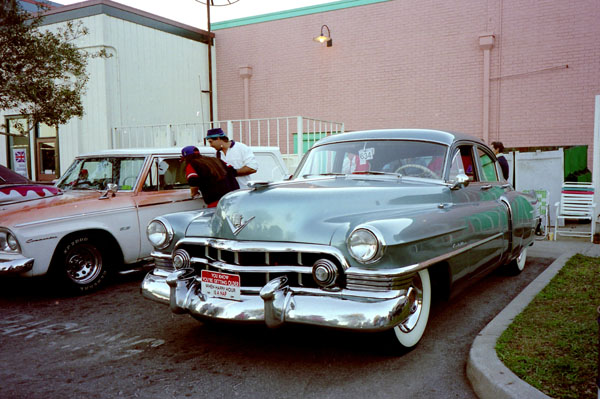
[55,0,332,29]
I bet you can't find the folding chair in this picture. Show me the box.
[533,190,549,240]
[554,182,596,242]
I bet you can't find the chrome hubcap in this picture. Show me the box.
[66,244,102,284]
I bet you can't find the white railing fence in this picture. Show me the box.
[112,116,344,156]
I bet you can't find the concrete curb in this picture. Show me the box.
[467,240,600,399]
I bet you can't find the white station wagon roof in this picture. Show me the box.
[77,146,283,158]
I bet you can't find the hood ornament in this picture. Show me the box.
[227,214,255,236]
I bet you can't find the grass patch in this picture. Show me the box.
[496,254,599,398]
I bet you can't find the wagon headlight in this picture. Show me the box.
[0,230,20,253]
[147,218,173,250]
[347,227,384,263]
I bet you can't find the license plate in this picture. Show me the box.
[200,270,241,300]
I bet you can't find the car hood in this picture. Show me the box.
[187,176,449,244]
[0,184,62,205]
[0,189,131,228]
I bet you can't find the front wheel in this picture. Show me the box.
[505,247,527,275]
[391,268,431,351]
[51,235,110,294]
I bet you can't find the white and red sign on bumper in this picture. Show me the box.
[201,270,241,300]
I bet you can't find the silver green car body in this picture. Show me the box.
[141,129,536,349]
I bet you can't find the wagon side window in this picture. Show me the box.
[143,157,189,191]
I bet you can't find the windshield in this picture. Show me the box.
[56,157,146,191]
[294,140,448,180]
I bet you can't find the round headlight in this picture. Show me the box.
[347,228,383,263]
[147,219,173,249]
[7,233,19,251]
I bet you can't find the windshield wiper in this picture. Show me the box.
[351,171,401,176]
[302,173,345,178]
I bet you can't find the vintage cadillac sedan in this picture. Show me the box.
[0,146,288,293]
[141,129,537,350]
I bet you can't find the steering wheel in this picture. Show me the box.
[395,164,439,179]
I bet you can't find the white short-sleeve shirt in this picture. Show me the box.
[220,141,258,187]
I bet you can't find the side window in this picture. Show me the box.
[118,158,145,190]
[450,145,478,182]
[478,148,498,182]
[143,157,189,191]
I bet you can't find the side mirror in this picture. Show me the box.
[99,183,119,199]
[450,173,470,190]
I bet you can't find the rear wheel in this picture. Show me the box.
[52,235,110,294]
[391,268,431,351]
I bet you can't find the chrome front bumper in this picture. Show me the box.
[141,268,411,332]
[0,255,34,274]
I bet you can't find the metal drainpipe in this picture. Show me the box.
[239,66,253,120]
[479,33,495,144]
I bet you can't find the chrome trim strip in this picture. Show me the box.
[346,232,504,277]
[175,238,350,270]
[189,258,313,274]
[14,206,137,228]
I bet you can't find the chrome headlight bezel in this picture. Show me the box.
[0,229,21,253]
[146,218,174,250]
[347,226,385,264]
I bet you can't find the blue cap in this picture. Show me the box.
[206,128,226,139]
[181,145,199,157]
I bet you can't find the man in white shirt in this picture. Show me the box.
[205,128,258,187]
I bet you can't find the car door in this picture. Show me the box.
[134,155,205,259]
[447,142,507,280]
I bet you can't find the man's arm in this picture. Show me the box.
[236,165,257,176]
[237,144,258,176]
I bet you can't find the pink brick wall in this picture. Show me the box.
[214,0,600,165]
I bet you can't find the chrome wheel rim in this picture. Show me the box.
[65,243,103,284]
[516,247,527,271]
[399,273,424,333]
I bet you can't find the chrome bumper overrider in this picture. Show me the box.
[141,268,411,331]
[0,255,34,274]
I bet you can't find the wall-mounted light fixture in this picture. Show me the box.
[313,24,332,47]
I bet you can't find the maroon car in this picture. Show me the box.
[0,165,62,204]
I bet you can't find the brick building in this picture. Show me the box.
[212,0,600,163]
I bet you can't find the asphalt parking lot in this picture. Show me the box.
[0,255,554,399]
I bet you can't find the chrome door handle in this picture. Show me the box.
[480,184,493,190]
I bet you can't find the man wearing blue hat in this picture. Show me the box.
[205,128,258,187]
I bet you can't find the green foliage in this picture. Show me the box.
[0,0,90,135]
[496,254,600,398]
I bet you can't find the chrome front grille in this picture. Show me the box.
[175,238,349,290]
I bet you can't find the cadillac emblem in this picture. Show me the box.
[227,214,255,236]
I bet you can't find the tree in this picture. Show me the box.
[0,0,91,136]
